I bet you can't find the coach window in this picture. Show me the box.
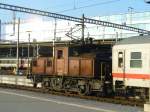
[57,50,63,59]
[118,52,123,68]
[130,52,142,68]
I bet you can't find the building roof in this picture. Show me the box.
[116,35,150,45]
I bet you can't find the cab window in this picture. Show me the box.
[47,59,52,67]
[57,50,63,59]
[32,60,37,66]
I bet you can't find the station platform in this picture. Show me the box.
[0,88,143,112]
[0,75,33,87]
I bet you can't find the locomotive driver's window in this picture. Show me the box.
[32,60,37,66]
[130,52,142,68]
[118,52,123,68]
[47,59,52,67]
[57,50,63,59]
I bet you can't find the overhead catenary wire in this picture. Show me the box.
[45,0,99,10]
[58,0,121,13]
[0,3,149,35]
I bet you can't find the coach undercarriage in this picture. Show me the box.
[114,81,149,99]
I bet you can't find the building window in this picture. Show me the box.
[130,52,142,68]
[57,50,63,59]
[118,52,123,68]
[32,60,37,66]
[47,59,52,67]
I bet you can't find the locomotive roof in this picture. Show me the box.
[116,35,150,45]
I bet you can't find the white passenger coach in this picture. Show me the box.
[112,35,150,98]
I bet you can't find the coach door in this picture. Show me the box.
[118,50,126,80]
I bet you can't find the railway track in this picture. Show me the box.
[0,83,145,107]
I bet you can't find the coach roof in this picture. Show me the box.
[116,35,150,45]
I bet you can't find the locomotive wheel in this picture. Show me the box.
[42,81,51,90]
[78,84,91,96]
[51,78,63,91]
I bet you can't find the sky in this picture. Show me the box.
[1,0,150,41]
[0,0,150,21]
